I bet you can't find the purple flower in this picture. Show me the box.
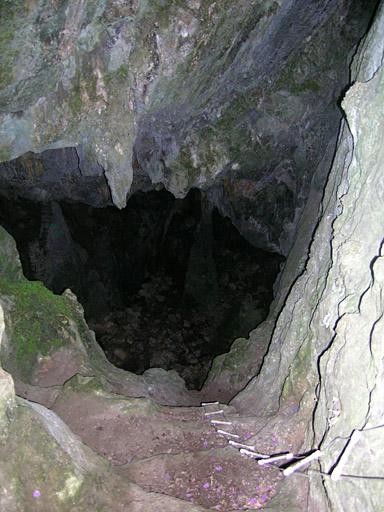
[32,490,41,498]
[247,497,258,506]
[202,482,210,489]
[203,440,209,448]
[214,464,223,472]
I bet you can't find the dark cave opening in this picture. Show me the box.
[0,188,284,389]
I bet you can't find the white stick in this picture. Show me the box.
[204,410,224,416]
[240,448,269,459]
[283,450,322,476]
[331,430,362,481]
[216,429,239,439]
[201,401,219,406]
[211,420,232,425]
[258,452,294,466]
[229,440,256,450]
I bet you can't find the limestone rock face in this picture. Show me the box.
[0,303,16,441]
[0,1,383,510]
[0,225,199,407]
[230,4,384,510]
[0,148,111,206]
[0,0,374,253]
[0,225,207,510]
[0,396,209,511]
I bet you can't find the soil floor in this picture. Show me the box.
[52,391,291,511]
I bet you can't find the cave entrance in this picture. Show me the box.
[0,188,284,389]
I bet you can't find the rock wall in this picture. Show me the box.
[228,3,384,510]
[0,1,383,510]
[0,0,375,254]
[0,225,211,510]
[0,225,201,407]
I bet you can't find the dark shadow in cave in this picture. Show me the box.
[0,188,284,389]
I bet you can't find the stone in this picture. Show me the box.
[229,4,384,510]
[0,0,374,254]
[0,1,383,511]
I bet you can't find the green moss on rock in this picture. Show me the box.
[0,227,84,379]
[104,64,129,85]
[0,277,74,377]
[69,87,83,117]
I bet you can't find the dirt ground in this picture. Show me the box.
[52,390,288,511]
[120,447,282,510]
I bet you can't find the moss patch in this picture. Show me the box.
[0,277,74,378]
[69,85,83,117]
